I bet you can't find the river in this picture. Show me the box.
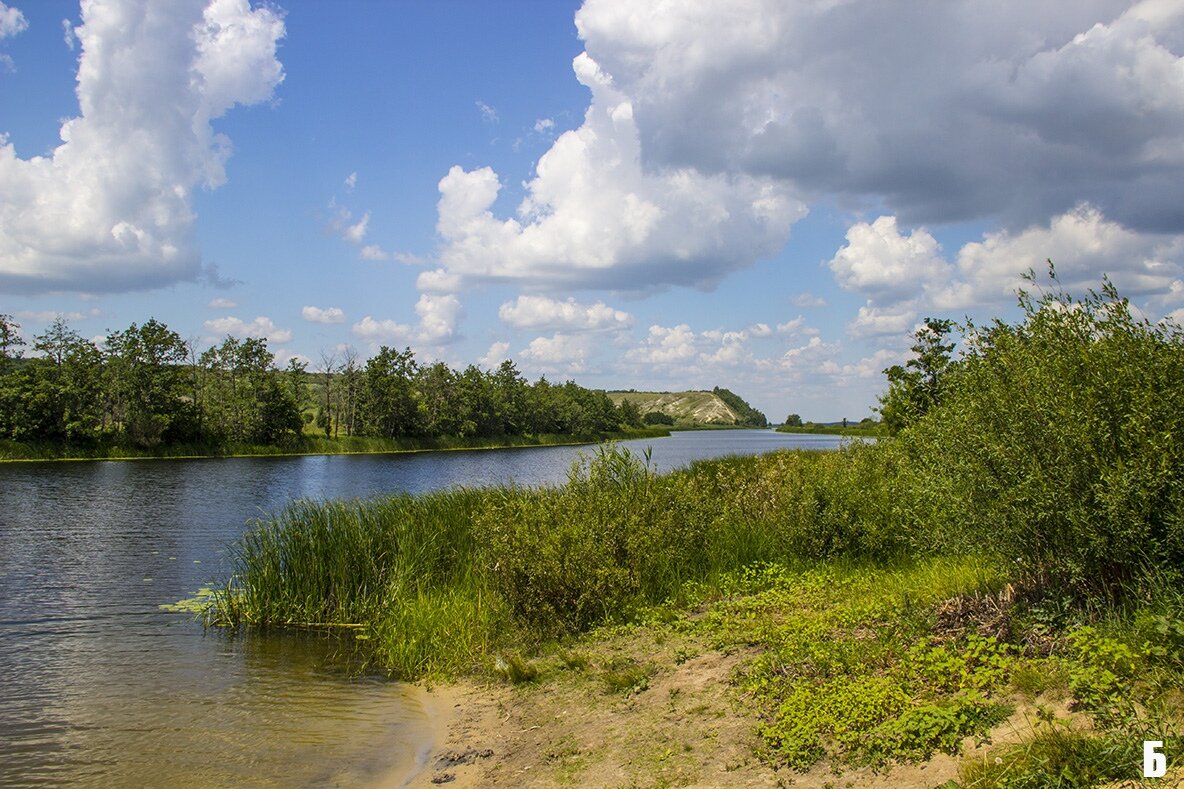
[0,429,845,787]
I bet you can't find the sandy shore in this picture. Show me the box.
[393,654,1006,789]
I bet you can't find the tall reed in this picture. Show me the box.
[210,443,915,677]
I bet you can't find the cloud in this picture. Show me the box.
[478,340,510,369]
[344,171,357,190]
[476,100,498,123]
[520,333,594,375]
[207,297,237,309]
[575,0,1184,233]
[351,315,411,345]
[204,315,292,344]
[829,206,1184,324]
[625,324,699,366]
[15,308,100,323]
[819,348,904,383]
[359,244,388,260]
[534,117,555,134]
[415,293,462,343]
[272,348,311,368]
[341,211,369,243]
[792,292,827,308]
[498,295,632,332]
[848,304,920,338]
[417,268,463,293]
[301,305,345,324]
[433,51,805,293]
[829,217,950,303]
[351,294,462,348]
[0,2,26,39]
[940,204,1184,308]
[0,0,285,294]
[62,18,76,49]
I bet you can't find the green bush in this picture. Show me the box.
[900,277,1184,595]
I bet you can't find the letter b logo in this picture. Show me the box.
[1145,740,1167,778]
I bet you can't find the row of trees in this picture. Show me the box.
[0,314,638,450]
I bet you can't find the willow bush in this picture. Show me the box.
[899,278,1184,594]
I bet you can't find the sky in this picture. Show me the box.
[2,0,1183,422]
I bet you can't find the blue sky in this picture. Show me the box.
[2,0,1183,421]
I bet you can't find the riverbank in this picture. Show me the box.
[776,423,882,437]
[207,439,1184,786]
[402,555,1181,787]
[0,427,670,463]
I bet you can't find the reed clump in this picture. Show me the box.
[208,442,913,678]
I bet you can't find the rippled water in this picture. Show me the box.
[0,429,843,787]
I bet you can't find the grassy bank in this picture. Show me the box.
[0,426,669,462]
[205,280,1184,784]
[207,443,1184,783]
[776,422,883,437]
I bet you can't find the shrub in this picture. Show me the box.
[900,275,1184,595]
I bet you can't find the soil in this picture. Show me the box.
[397,629,1110,789]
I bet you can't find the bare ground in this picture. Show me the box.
[399,626,1129,789]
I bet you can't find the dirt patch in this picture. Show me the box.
[398,629,1081,789]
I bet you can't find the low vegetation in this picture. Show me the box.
[205,271,1184,785]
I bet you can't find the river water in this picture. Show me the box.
[0,429,844,787]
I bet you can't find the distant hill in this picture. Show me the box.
[607,388,768,427]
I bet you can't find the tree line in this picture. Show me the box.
[0,314,641,451]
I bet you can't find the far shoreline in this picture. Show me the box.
[0,428,672,464]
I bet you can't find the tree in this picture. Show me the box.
[784,413,803,426]
[416,361,460,436]
[317,349,338,437]
[103,319,190,447]
[27,318,104,442]
[359,346,420,438]
[0,314,24,436]
[617,398,643,429]
[877,317,957,434]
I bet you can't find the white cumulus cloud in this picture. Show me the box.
[204,314,292,344]
[433,50,804,293]
[498,294,632,332]
[351,294,463,349]
[520,333,594,375]
[302,305,345,324]
[0,2,27,39]
[0,0,285,294]
[829,217,950,303]
[478,340,510,369]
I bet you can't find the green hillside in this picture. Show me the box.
[607,388,767,427]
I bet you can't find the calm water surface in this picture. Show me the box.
[0,430,843,787]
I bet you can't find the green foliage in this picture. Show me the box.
[878,317,957,434]
[897,273,1184,594]
[960,724,1142,788]
[643,410,675,425]
[711,386,768,427]
[616,395,644,428]
[784,413,802,427]
[494,653,540,684]
[598,656,656,695]
[0,315,630,457]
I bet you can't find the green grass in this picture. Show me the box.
[206,444,907,675]
[0,427,668,463]
[776,423,882,437]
